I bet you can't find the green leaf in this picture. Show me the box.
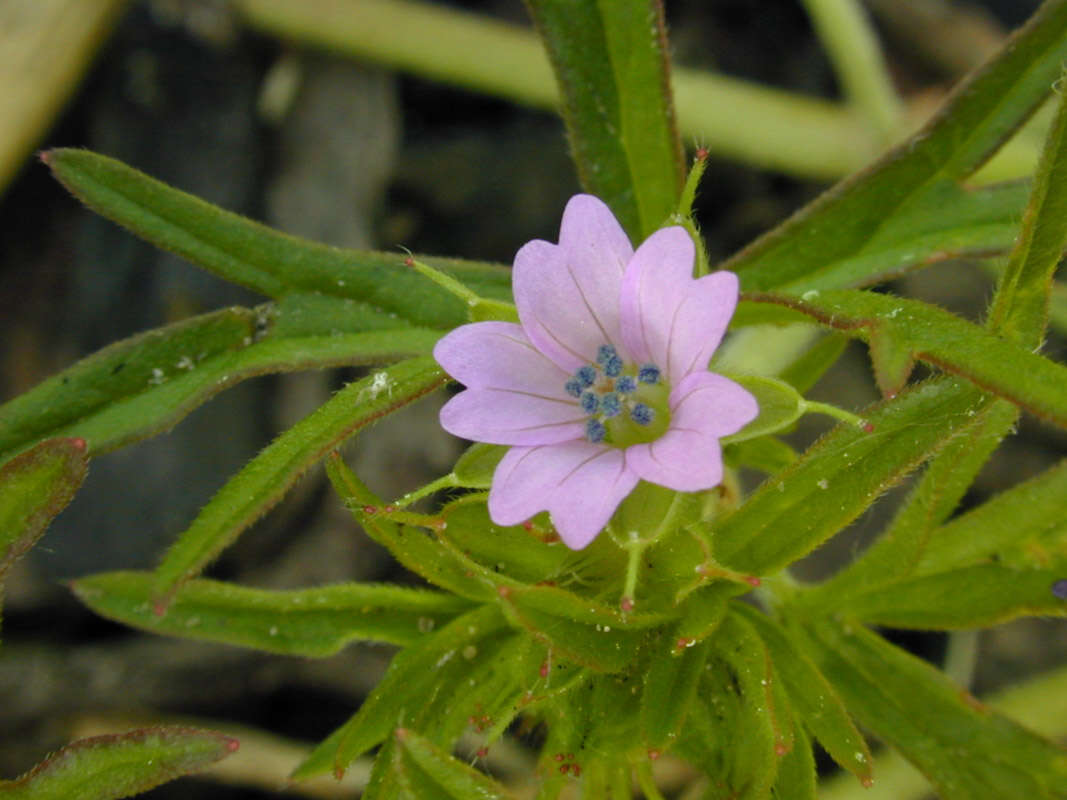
[724,0,1067,290]
[803,399,1018,609]
[715,378,989,575]
[801,619,1067,800]
[776,332,850,395]
[987,65,1067,349]
[70,571,472,654]
[499,584,664,673]
[734,604,871,785]
[43,149,511,321]
[641,630,710,751]
[389,728,514,799]
[0,727,237,800]
[0,308,254,459]
[526,0,683,240]
[292,604,508,780]
[749,290,1067,428]
[703,611,787,799]
[912,458,1067,575]
[721,374,805,444]
[152,357,445,606]
[440,495,572,585]
[0,438,88,587]
[847,564,1067,629]
[772,715,817,800]
[0,300,440,462]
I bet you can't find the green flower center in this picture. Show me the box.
[563,345,671,448]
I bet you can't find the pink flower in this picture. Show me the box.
[433,195,758,549]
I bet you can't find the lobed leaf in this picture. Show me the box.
[151,357,445,606]
[71,571,473,654]
[0,727,237,800]
[800,619,1067,800]
[724,0,1067,291]
[525,0,683,240]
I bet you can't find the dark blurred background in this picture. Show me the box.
[0,1,1060,797]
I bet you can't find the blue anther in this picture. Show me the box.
[615,375,637,394]
[596,344,618,366]
[638,363,661,384]
[564,378,582,398]
[576,365,597,388]
[580,391,599,414]
[586,418,606,444]
[631,403,654,426]
[601,392,622,418]
[604,355,624,377]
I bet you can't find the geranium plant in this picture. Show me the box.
[2,1,1067,798]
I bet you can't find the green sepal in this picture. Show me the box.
[720,374,805,444]
[387,728,514,799]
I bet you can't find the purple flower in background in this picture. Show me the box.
[433,195,758,549]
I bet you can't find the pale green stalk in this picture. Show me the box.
[801,0,903,140]
[233,0,880,179]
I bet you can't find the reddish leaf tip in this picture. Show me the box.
[619,596,635,612]
[38,150,54,165]
[861,776,874,788]
[863,421,875,433]
[497,585,511,598]
[695,146,709,161]
[745,575,761,587]
[395,727,410,741]
[225,737,240,752]
[647,748,661,761]
[70,437,87,451]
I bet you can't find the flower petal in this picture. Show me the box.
[627,371,757,490]
[489,441,638,549]
[433,321,570,393]
[620,229,738,382]
[513,195,633,371]
[440,389,585,445]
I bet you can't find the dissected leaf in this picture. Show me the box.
[0,727,237,800]
[152,358,445,606]
[71,571,473,654]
